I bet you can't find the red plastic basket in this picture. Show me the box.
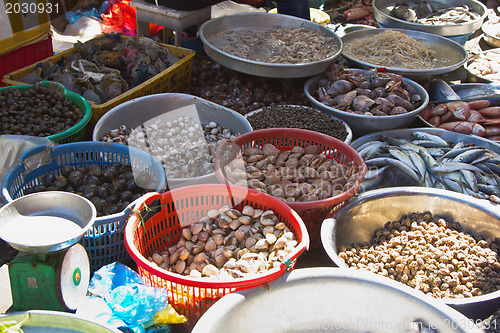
[214,128,367,249]
[124,184,309,324]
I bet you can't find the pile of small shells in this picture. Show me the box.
[223,143,361,203]
[100,117,239,178]
[148,204,299,280]
[338,212,500,299]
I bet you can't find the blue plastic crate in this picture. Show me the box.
[1,141,167,273]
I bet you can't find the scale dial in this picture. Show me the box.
[58,243,90,310]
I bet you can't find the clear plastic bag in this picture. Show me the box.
[78,263,176,333]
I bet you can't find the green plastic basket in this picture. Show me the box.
[0,81,92,143]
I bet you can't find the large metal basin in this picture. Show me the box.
[373,0,487,37]
[199,12,342,78]
[341,28,468,79]
[0,310,121,332]
[193,267,482,332]
[92,93,252,189]
[321,187,500,320]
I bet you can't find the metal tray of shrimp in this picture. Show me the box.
[373,0,487,36]
[199,12,343,78]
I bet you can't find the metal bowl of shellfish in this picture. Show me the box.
[193,267,483,332]
[321,186,500,321]
[199,12,342,78]
[304,68,429,136]
[92,93,253,189]
[482,20,500,48]
[373,0,487,37]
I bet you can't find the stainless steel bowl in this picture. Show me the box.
[0,191,96,254]
[92,93,253,189]
[244,105,353,145]
[482,20,500,48]
[321,186,500,320]
[193,267,482,332]
[0,310,121,332]
[465,48,500,83]
[373,0,487,37]
[304,69,429,136]
[341,28,468,79]
[199,12,342,78]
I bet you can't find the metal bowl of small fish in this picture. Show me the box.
[482,20,500,48]
[321,186,500,320]
[304,68,429,136]
[350,128,500,203]
[465,48,500,83]
[373,0,487,37]
[341,28,468,79]
[193,267,483,332]
[199,12,342,78]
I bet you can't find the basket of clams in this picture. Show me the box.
[214,128,367,248]
[124,184,310,323]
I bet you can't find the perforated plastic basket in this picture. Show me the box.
[0,81,92,143]
[124,184,310,323]
[1,141,167,273]
[214,128,367,248]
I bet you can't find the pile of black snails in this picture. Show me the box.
[23,163,158,216]
[0,85,84,136]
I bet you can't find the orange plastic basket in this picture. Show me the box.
[214,128,367,249]
[124,184,309,323]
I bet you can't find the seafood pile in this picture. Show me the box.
[23,163,157,217]
[0,84,84,137]
[313,66,424,116]
[18,34,181,104]
[214,26,339,64]
[339,212,500,299]
[343,29,437,69]
[223,143,362,203]
[389,2,481,25]
[184,56,309,115]
[100,118,240,179]
[467,49,500,82]
[357,131,500,202]
[148,204,300,279]
[246,105,349,142]
[420,99,500,142]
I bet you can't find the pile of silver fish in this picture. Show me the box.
[357,131,500,203]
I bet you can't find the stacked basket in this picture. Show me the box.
[214,128,367,249]
[1,141,167,273]
[124,184,310,323]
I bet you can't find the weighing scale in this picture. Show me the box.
[0,191,97,312]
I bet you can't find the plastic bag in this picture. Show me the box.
[65,8,100,25]
[100,1,137,36]
[78,263,185,333]
[0,135,55,207]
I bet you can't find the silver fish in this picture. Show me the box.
[432,162,485,173]
[451,149,486,164]
[411,131,448,146]
[388,147,417,172]
[385,158,421,183]
[460,170,478,192]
